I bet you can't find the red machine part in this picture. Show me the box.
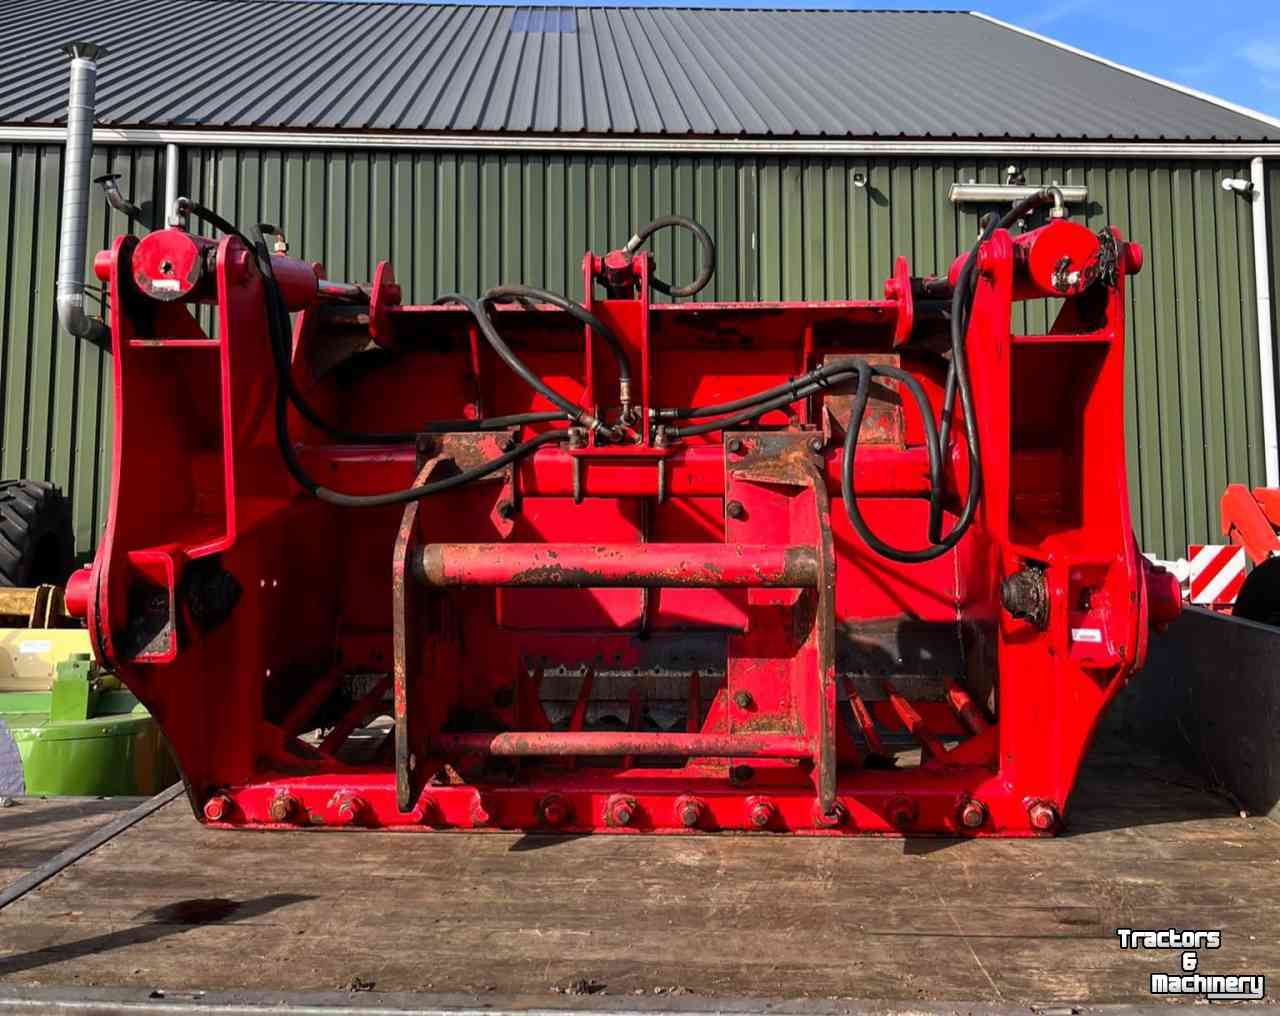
[1221,483,1280,565]
[947,219,1108,300]
[72,212,1169,836]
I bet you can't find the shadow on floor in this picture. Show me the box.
[0,893,313,977]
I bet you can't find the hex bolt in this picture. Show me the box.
[539,794,570,827]
[959,799,988,829]
[202,794,232,823]
[813,800,848,828]
[887,796,917,830]
[606,794,638,828]
[726,437,743,454]
[1028,801,1059,833]
[732,689,754,709]
[332,792,368,827]
[675,796,705,829]
[471,795,493,827]
[268,791,299,824]
[725,500,746,520]
[747,797,776,829]
[808,435,825,453]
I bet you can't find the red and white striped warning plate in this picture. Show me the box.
[1187,544,1247,606]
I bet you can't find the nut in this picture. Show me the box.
[268,791,299,824]
[202,794,231,823]
[605,794,637,827]
[331,792,367,827]
[808,435,825,453]
[539,794,570,827]
[675,796,705,829]
[747,797,776,829]
[732,689,754,709]
[959,799,987,829]
[725,500,746,520]
[726,437,743,454]
[1028,801,1059,833]
[887,796,917,830]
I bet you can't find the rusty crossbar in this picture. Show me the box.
[412,543,819,588]
[433,731,811,758]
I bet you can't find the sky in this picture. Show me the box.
[412,0,1280,119]
[966,0,1280,118]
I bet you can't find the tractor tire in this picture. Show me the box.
[1231,556,1280,627]
[0,479,74,587]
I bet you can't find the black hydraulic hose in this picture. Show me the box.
[418,411,565,433]
[438,292,595,431]
[850,187,1063,562]
[663,366,840,421]
[624,215,715,298]
[485,284,634,415]
[181,203,418,445]
[181,203,572,506]
[841,366,947,563]
[668,362,942,503]
[273,389,568,508]
[187,205,565,446]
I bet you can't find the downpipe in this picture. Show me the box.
[1250,157,1278,487]
[55,41,109,346]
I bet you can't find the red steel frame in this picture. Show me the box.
[68,217,1181,836]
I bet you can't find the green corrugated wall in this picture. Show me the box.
[0,143,1272,560]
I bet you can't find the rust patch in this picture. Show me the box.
[821,353,906,447]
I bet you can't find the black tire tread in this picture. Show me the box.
[0,479,74,587]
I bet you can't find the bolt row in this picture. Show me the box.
[205,791,1059,832]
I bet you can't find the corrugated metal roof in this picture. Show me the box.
[0,1,1275,141]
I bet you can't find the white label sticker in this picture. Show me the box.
[150,278,181,291]
[1071,627,1103,644]
[18,639,52,655]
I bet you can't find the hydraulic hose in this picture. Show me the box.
[181,202,571,506]
[624,215,716,298]
[661,367,836,422]
[181,202,420,445]
[437,293,595,431]
[846,186,1063,562]
[419,411,565,433]
[484,284,634,416]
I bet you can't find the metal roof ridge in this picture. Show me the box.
[184,0,973,13]
[969,10,1280,133]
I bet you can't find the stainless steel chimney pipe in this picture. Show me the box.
[56,41,109,345]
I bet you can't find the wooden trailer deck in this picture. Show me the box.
[0,736,1276,1009]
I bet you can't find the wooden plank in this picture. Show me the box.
[0,797,142,887]
[0,743,1275,1004]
